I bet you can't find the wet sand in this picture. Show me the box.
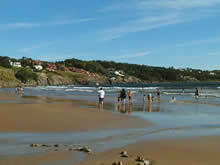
[0,102,151,132]
[78,136,220,165]
[0,151,75,165]
[1,93,220,165]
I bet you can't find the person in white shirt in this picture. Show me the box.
[98,88,105,108]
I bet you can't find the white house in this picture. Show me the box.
[9,60,22,68]
[210,72,216,76]
[33,65,43,71]
[114,71,124,77]
[110,77,116,81]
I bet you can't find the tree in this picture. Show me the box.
[15,68,38,83]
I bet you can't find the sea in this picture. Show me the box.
[1,82,220,164]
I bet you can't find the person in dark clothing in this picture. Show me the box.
[120,88,126,104]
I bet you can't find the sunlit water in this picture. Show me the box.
[1,82,220,164]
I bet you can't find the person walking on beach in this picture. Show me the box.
[98,88,105,109]
[128,90,133,104]
[120,88,126,104]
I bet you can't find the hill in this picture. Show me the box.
[0,56,220,87]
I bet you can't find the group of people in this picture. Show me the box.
[98,87,202,108]
[97,87,161,108]
[118,89,134,104]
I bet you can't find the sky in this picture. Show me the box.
[1,0,220,70]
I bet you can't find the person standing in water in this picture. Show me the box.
[147,92,153,102]
[98,88,105,109]
[195,88,200,99]
[16,86,23,96]
[120,88,126,104]
[143,94,146,102]
[157,88,161,100]
[128,90,133,104]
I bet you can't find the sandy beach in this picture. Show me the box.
[1,92,220,165]
[0,102,151,133]
[77,136,220,165]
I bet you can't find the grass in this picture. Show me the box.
[0,68,19,82]
[57,71,87,80]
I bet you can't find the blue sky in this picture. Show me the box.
[1,0,220,70]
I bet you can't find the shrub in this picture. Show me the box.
[15,69,38,83]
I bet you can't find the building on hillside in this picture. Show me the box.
[110,77,116,81]
[33,65,43,71]
[114,71,124,77]
[9,60,22,68]
[210,72,216,76]
[46,63,57,72]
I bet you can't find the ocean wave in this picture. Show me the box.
[25,86,68,91]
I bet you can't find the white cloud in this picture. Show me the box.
[102,17,182,40]
[1,18,95,29]
[100,0,220,41]
[174,38,220,47]
[140,0,220,9]
[207,51,220,56]
[20,42,55,53]
[110,51,152,60]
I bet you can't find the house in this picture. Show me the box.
[114,71,124,77]
[110,77,116,81]
[210,72,216,76]
[46,63,57,72]
[9,60,22,68]
[33,65,43,71]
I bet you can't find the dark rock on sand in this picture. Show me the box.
[30,144,40,147]
[120,151,128,157]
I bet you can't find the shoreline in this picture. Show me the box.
[1,81,220,89]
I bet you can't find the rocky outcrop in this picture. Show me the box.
[0,68,144,88]
[47,75,73,86]
[109,76,143,84]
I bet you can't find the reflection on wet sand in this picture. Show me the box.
[117,100,160,114]
[148,101,153,112]
[128,104,133,114]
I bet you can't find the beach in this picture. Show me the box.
[77,136,220,165]
[0,103,150,133]
[1,84,220,165]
